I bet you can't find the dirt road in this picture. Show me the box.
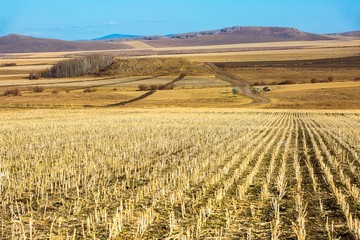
[205,63,269,107]
[101,73,186,107]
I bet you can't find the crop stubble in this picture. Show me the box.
[0,109,359,239]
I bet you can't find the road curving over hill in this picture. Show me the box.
[205,63,269,107]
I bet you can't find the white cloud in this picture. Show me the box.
[104,21,118,27]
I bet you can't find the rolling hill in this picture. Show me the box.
[0,26,345,53]
[144,26,333,47]
[336,30,360,37]
[0,34,132,53]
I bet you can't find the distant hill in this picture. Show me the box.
[93,34,143,41]
[333,30,360,37]
[144,26,333,47]
[0,34,132,53]
[0,26,339,53]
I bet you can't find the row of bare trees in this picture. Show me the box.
[43,55,114,78]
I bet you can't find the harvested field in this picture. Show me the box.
[0,58,63,65]
[0,88,143,107]
[180,46,360,62]
[125,87,252,108]
[215,56,360,85]
[228,68,360,85]
[0,65,53,71]
[0,109,359,239]
[263,82,360,109]
[175,75,230,87]
[215,56,360,69]
[0,73,235,108]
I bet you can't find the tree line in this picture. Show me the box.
[42,54,114,78]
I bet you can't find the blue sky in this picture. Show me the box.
[0,0,359,40]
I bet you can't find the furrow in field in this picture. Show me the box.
[195,113,289,239]
[309,113,360,164]
[306,116,360,181]
[303,117,360,207]
[220,113,293,239]
[297,116,329,238]
[137,113,285,238]
[301,117,359,239]
[265,113,296,239]
[115,113,281,238]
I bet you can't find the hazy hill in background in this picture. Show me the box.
[92,34,143,41]
[143,26,332,47]
[0,34,132,53]
[2,26,358,53]
[335,30,360,37]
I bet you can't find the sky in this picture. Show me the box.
[0,0,359,40]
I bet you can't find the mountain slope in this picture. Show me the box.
[0,34,132,53]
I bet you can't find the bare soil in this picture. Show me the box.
[214,56,360,69]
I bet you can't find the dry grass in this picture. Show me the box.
[0,65,52,71]
[180,46,360,62]
[126,87,252,108]
[123,41,155,49]
[176,75,229,87]
[263,82,360,109]
[229,68,360,85]
[0,83,248,108]
[0,88,142,107]
[0,58,63,65]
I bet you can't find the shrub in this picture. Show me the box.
[3,89,21,96]
[83,88,96,93]
[149,84,159,90]
[311,78,318,83]
[278,80,295,85]
[139,83,175,91]
[252,81,266,86]
[159,84,175,90]
[354,77,360,81]
[32,86,44,92]
[167,84,175,90]
[138,84,148,91]
[0,63,17,67]
[29,72,42,80]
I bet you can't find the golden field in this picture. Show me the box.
[1,38,360,239]
[0,109,359,239]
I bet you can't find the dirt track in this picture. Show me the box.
[205,63,269,106]
[93,73,186,107]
